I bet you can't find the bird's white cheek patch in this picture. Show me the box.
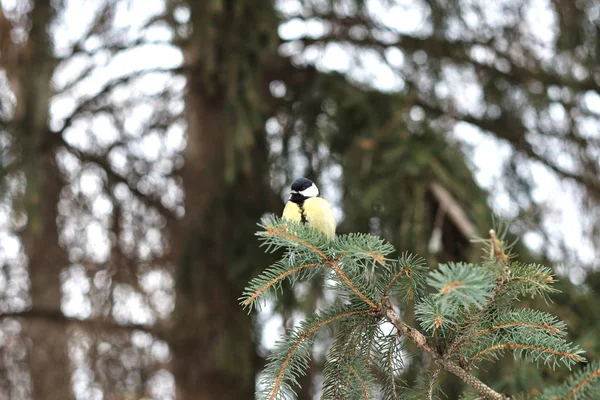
[300,183,319,198]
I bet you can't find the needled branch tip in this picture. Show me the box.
[244,217,588,400]
[489,229,508,262]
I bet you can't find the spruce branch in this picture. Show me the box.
[469,342,584,367]
[333,232,395,265]
[323,321,370,398]
[245,217,590,399]
[563,362,600,399]
[257,220,329,259]
[240,260,323,310]
[324,320,379,399]
[251,217,379,309]
[474,309,567,338]
[260,306,371,400]
[327,258,378,308]
[428,262,495,309]
[428,367,441,400]
[415,295,457,334]
[349,365,371,399]
[368,328,405,400]
[384,305,508,400]
[443,229,514,356]
[540,361,600,399]
[382,252,427,301]
[505,262,558,301]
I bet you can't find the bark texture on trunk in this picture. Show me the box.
[11,2,73,399]
[169,2,280,397]
[170,92,271,400]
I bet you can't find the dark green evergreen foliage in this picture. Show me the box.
[275,69,491,256]
[365,327,406,400]
[263,0,600,274]
[242,217,600,399]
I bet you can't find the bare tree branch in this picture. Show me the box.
[50,66,183,139]
[53,132,179,220]
[0,309,167,342]
[284,12,600,95]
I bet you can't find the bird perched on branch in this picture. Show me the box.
[282,177,336,239]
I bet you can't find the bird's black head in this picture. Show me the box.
[289,177,319,204]
[291,177,314,192]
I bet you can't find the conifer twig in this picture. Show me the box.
[384,307,508,400]
[428,367,441,400]
[349,366,370,399]
[565,367,600,399]
[489,229,505,261]
[471,343,584,363]
[327,257,377,308]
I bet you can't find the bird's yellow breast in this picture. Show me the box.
[282,197,336,239]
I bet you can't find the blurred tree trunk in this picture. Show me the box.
[169,1,279,399]
[171,99,258,399]
[10,1,73,399]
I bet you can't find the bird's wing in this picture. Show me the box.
[303,197,336,239]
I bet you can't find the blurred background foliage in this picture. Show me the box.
[0,0,599,399]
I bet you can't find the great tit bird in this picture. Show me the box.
[282,177,336,239]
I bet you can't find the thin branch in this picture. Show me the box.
[268,309,369,400]
[565,367,600,400]
[0,309,166,341]
[327,258,377,309]
[349,366,370,400]
[56,135,178,221]
[417,100,600,196]
[428,367,441,400]
[471,343,584,363]
[384,306,508,400]
[264,226,377,308]
[285,11,600,95]
[66,38,180,61]
[241,262,321,306]
[51,66,183,137]
[384,268,410,295]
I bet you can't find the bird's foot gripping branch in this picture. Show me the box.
[240,216,599,400]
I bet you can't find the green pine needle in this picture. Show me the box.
[332,232,396,265]
[415,295,459,334]
[505,262,559,301]
[380,252,428,302]
[475,309,567,338]
[467,329,585,369]
[239,257,324,311]
[428,262,495,309]
[541,361,600,399]
[258,303,372,400]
